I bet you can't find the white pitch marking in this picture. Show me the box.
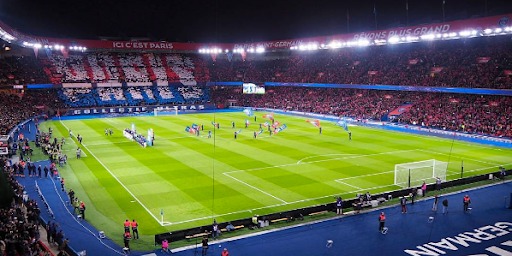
[223,173,287,204]
[335,170,395,182]
[59,120,166,226]
[417,149,503,166]
[225,149,418,175]
[297,153,356,164]
[335,180,363,190]
[166,159,501,225]
[167,183,399,226]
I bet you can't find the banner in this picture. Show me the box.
[185,126,196,134]
[306,119,321,127]
[476,57,491,64]
[388,104,413,116]
[262,113,274,119]
[67,106,148,115]
[243,108,253,116]
[274,124,287,134]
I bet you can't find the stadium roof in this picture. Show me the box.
[1,0,512,43]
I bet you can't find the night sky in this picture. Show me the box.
[1,0,511,43]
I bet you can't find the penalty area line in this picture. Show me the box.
[335,180,362,190]
[223,173,287,204]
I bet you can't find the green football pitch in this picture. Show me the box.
[38,112,512,249]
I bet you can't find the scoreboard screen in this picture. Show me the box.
[242,83,265,94]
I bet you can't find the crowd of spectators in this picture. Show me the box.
[0,55,49,86]
[0,90,63,135]
[208,36,512,89]
[0,156,52,256]
[1,36,511,90]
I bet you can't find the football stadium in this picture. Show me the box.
[0,1,512,255]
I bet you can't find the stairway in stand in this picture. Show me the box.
[81,56,95,82]
[142,53,156,81]
[160,54,180,83]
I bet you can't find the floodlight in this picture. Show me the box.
[357,40,370,46]
[483,28,493,34]
[256,47,265,53]
[405,36,419,42]
[224,49,229,53]
[388,36,400,44]
[459,31,471,37]
[34,43,42,49]
[494,28,502,33]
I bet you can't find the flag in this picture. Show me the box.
[306,119,321,128]
[337,117,349,131]
[274,124,287,134]
[243,108,253,116]
[160,209,163,216]
[185,126,196,134]
[408,59,419,65]
[476,57,491,64]
[262,113,274,119]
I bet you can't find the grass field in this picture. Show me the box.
[37,111,512,250]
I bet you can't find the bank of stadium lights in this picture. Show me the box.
[198,47,265,54]
[0,28,16,43]
[68,46,87,52]
[198,48,224,54]
[291,26,512,52]
[22,42,87,52]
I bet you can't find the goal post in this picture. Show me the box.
[154,106,178,116]
[394,159,447,188]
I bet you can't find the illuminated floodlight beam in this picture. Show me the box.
[388,36,400,44]
[459,30,471,37]
[357,39,370,47]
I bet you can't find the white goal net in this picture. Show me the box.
[154,106,178,116]
[394,159,447,188]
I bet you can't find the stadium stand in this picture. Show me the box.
[0,157,57,256]
[0,36,511,89]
